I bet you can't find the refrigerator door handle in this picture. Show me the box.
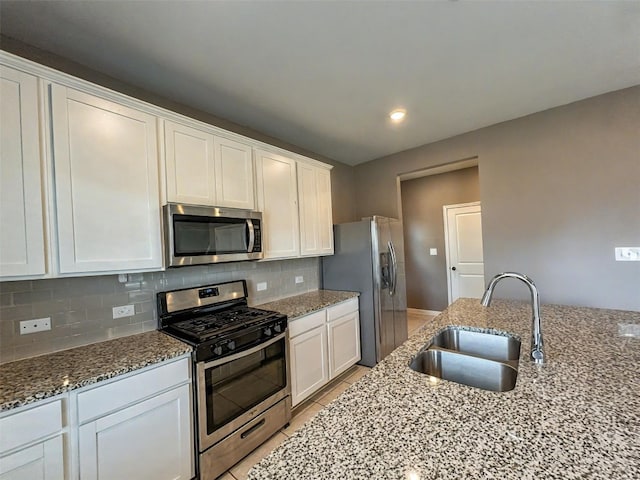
[388,241,398,296]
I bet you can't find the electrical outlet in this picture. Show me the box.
[20,317,51,335]
[256,282,267,291]
[618,323,640,338]
[615,247,640,261]
[112,304,135,319]
[429,248,438,256]
[295,276,304,284]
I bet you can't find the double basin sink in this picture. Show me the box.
[409,326,521,392]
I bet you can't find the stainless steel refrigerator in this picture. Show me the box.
[322,217,407,367]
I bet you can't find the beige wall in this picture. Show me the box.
[0,36,358,224]
[401,167,480,311]
[355,86,640,311]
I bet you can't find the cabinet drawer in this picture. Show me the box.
[77,357,190,423]
[0,400,62,453]
[327,297,359,322]
[289,310,326,338]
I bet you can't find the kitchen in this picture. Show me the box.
[1,2,639,480]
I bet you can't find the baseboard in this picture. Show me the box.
[407,308,441,316]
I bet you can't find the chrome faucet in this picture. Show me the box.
[480,272,545,364]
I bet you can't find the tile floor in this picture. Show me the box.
[217,309,436,480]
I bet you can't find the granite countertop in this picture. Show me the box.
[257,289,359,319]
[249,298,640,480]
[0,331,192,412]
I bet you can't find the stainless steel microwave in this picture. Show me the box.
[163,203,263,267]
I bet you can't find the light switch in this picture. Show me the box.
[430,248,437,256]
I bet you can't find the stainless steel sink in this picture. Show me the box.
[409,327,521,392]
[431,327,520,362]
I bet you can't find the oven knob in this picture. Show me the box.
[227,341,236,351]
[273,324,282,333]
[263,328,272,337]
[212,346,223,356]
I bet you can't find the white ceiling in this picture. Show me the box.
[1,1,639,166]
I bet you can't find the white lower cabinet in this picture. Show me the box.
[327,310,361,378]
[289,298,360,406]
[78,384,191,480]
[0,436,64,480]
[0,355,193,480]
[0,400,65,480]
[290,323,329,406]
[75,356,193,480]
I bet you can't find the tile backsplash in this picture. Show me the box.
[0,257,320,364]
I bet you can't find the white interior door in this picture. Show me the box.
[444,202,484,303]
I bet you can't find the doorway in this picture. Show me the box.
[399,164,481,312]
[443,202,485,303]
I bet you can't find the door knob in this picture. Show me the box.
[451,266,457,271]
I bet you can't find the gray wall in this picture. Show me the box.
[0,258,320,364]
[401,167,480,311]
[355,86,640,311]
[0,36,358,224]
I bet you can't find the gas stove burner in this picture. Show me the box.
[157,280,287,360]
[167,307,280,342]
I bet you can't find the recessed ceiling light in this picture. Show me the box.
[389,109,406,122]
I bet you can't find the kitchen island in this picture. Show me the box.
[248,298,640,479]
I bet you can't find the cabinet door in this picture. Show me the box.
[327,311,361,378]
[164,120,216,205]
[254,149,299,259]
[78,384,192,480]
[214,136,255,209]
[298,163,333,257]
[0,436,64,480]
[315,167,334,255]
[50,84,162,273]
[290,324,329,406]
[0,66,46,277]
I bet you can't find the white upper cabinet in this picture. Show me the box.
[214,136,255,209]
[298,162,334,256]
[164,119,255,209]
[0,66,47,278]
[1,52,335,278]
[50,84,162,274]
[164,120,216,206]
[254,149,300,259]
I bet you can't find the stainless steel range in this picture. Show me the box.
[157,280,291,480]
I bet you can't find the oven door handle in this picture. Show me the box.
[199,331,286,369]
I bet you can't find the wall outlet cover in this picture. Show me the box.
[430,248,438,256]
[256,282,268,291]
[20,317,51,335]
[295,276,304,284]
[112,305,135,319]
[615,247,640,261]
[618,323,640,338]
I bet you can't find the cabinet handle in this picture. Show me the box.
[241,418,266,439]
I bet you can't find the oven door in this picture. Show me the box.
[195,332,290,451]
[164,203,263,267]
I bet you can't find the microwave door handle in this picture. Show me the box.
[247,219,255,253]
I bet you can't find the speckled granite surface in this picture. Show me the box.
[249,298,640,480]
[257,290,359,319]
[0,331,191,411]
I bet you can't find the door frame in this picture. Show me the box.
[443,201,482,305]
